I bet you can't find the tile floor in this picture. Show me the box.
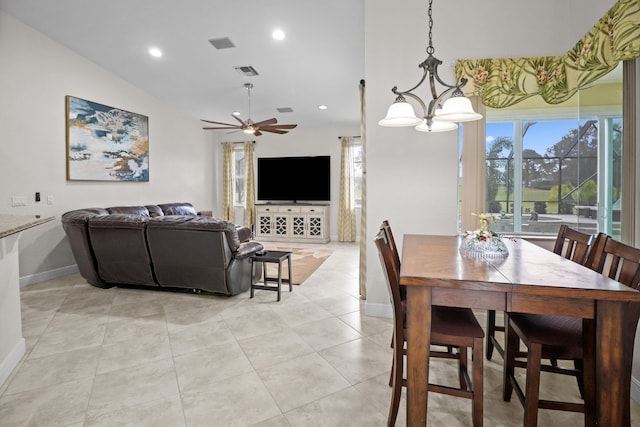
[1,241,639,426]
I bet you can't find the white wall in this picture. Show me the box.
[0,11,216,281]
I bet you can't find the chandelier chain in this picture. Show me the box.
[427,0,434,55]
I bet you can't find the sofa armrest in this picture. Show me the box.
[235,241,264,259]
[236,225,252,243]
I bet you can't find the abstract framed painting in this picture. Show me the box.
[66,96,149,181]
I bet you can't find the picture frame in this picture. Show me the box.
[66,95,149,181]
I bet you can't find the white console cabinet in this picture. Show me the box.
[255,205,329,243]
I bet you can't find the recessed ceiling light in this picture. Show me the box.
[272,29,285,40]
[232,111,241,116]
[149,47,162,57]
[319,105,328,110]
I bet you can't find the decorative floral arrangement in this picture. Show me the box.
[460,212,509,257]
[469,212,498,241]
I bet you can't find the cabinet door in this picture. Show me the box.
[257,213,273,237]
[273,214,289,237]
[291,215,306,238]
[307,214,325,239]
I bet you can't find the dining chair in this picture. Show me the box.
[503,233,640,427]
[486,224,594,361]
[375,227,485,427]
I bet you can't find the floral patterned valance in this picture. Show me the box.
[455,0,640,109]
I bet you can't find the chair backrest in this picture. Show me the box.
[380,220,400,268]
[380,220,406,301]
[553,224,593,265]
[588,235,640,289]
[584,232,608,272]
[375,229,404,323]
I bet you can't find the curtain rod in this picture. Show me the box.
[220,141,256,144]
[338,136,361,139]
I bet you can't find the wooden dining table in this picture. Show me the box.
[400,234,640,426]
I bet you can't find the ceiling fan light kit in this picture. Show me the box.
[202,83,297,136]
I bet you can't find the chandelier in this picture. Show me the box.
[378,0,482,133]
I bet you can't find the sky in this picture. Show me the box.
[486,120,581,155]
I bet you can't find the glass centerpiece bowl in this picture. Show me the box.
[460,213,509,257]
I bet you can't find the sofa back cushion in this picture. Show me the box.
[158,202,197,216]
[106,206,151,216]
[146,216,239,293]
[145,205,164,217]
[87,214,156,286]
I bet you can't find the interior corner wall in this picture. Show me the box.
[0,10,217,281]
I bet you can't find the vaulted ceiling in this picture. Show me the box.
[0,0,365,130]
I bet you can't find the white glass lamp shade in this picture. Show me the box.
[415,119,457,133]
[378,100,422,127]
[433,96,483,123]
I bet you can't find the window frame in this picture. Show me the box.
[484,111,622,237]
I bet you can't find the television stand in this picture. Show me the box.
[255,204,329,243]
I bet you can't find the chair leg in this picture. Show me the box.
[389,360,394,387]
[573,359,585,398]
[389,334,395,387]
[486,309,496,360]
[523,342,542,427]
[472,337,484,427]
[459,346,469,390]
[582,318,596,427]
[503,321,518,401]
[388,335,403,427]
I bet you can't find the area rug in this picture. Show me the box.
[261,246,333,285]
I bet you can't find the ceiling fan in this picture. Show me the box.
[201,83,297,136]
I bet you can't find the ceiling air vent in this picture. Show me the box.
[234,65,259,77]
[277,107,294,113]
[208,37,235,49]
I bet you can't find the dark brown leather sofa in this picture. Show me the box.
[61,203,263,295]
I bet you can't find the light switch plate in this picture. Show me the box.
[11,196,27,207]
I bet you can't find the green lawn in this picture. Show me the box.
[492,187,560,214]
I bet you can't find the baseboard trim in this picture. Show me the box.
[20,264,79,287]
[0,338,25,388]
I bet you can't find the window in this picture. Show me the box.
[486,116,622,239]
[233,146,245,206]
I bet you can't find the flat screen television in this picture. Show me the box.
[257,156,330,202]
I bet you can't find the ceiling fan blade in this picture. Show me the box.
[201,119,239,127]
[233,115,247,126]
[262,124,297,130]
[252,118,278,127]
[202,126,241,130]
[260,128,289,134]
[253,130,263,136]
